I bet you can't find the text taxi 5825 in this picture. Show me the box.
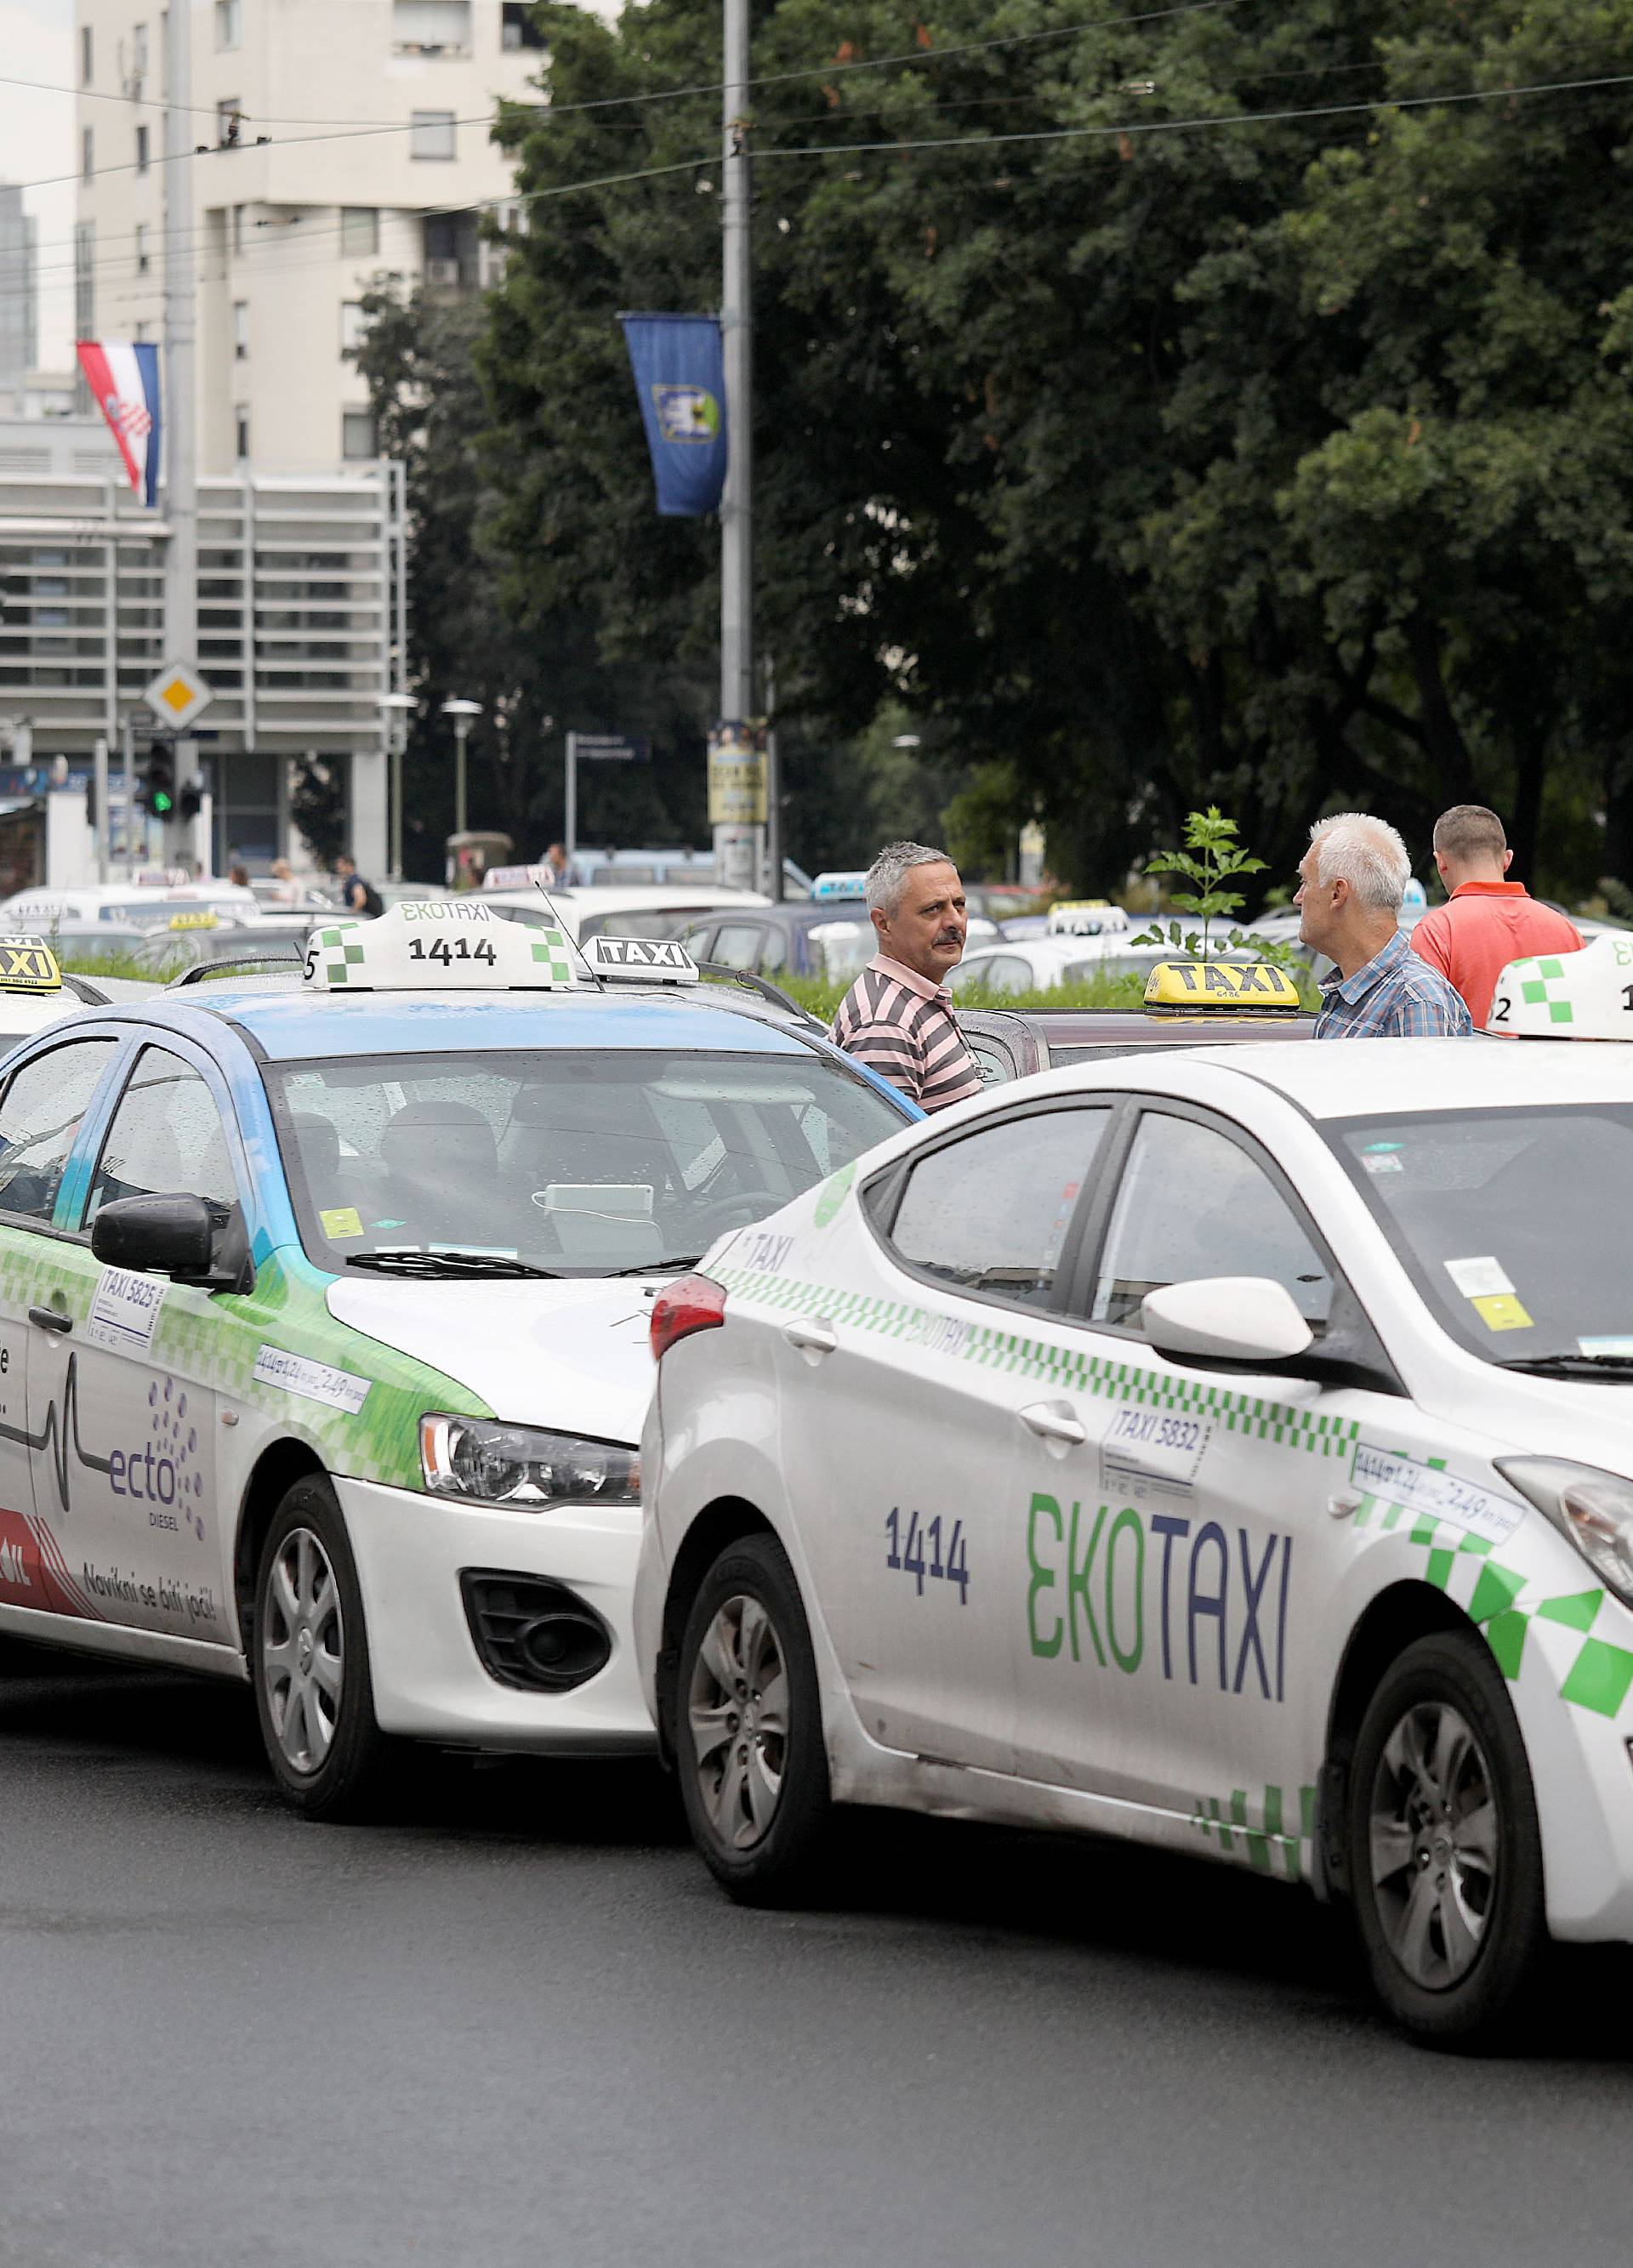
[0,903,913,1816]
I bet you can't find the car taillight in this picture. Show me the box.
[650,1273,728,1361]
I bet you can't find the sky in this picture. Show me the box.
[1,0,75,367]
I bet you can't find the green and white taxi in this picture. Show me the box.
[638,930,1633,2043]
[0,902,913,1816]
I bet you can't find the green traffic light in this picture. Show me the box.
[151,790,174,816]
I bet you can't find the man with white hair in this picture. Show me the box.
[1296,813,1471,1038]
[830,841,983,1110]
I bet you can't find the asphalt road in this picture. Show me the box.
[0,1644,1628,2268]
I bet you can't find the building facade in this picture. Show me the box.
[74,0,543,470]
[0,185,40,388]
[0,417,405,876]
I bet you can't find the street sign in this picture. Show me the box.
[708,719,767,825]
[572,734,651,763]
[143,660,214,733]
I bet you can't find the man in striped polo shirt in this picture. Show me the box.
[830,842,984,1111]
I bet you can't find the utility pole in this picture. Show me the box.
[162,0,198,867]
[716,0,764,894]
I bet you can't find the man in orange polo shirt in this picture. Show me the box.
[1410,804,1582,1028]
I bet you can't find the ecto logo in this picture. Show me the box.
[110,1377,207,1539]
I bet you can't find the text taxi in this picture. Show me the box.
[0,901,912,1816]
[638,930,1633,2044]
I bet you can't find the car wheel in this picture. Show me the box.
[252,1475,395,1822]
[675,1532,831,1901]
[1348,1629,1546,2047]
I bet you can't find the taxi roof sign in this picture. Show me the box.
[168,909,220,931]
[582,935,699,985]
[1049,901,1129,936]
[0,935,61,993]
[302,901,575,993]
[1143,959,1301,1014]
[1488,935,1618,1038]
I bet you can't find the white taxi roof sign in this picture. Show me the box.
[582,934,699,985]
[302,901,575,992]
[1143,959,1301,1013]
[1488,935,1618,1038]
[1049,901,1129,936]
[0,935,61,993]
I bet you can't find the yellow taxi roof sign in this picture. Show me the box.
[1488,935,1624,1038]
[168,909,220,930]
[0,935,62,993]
[1143,959,1301,1014]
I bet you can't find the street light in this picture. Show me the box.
[376,692,414,881]
[441,697,482,839]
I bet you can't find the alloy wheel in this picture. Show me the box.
[1368,1700,1498,1991]
[686,1591,789,1850]
[262,1525,345,1776]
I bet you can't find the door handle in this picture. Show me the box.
[28,1305,71,1335]
[783,1319,837,1356]
[1019,1401,1087,1447]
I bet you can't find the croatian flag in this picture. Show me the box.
[75,341,163,506]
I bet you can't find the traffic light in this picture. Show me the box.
[135,744,176,819]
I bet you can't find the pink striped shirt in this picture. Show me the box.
[831,954,983,1112]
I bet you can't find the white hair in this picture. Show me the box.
[1309,812,1410,912]
[865,840,956,917]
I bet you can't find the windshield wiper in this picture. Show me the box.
[1495,1350,1633,1378]
[595,1255,705,1278]
[345,1249,561,1281]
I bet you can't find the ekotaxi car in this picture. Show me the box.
[0,901,911,1815]
[639,931,1633,2043]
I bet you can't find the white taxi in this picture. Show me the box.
[637,932,1633,2043]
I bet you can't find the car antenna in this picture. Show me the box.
[529,872,606,989]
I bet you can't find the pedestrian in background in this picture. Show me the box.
[1410,804,1582,1030]
[334,852,384,919]
[1297,813,1471,1037]
[831,842,983,1111]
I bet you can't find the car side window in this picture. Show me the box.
[887,1107,1111,1306]
[86,1047,241,1225]
[0,1039,118,1225]
[711,923,766,971]
[1089,1111,1334,1335]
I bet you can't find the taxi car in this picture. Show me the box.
[0,902,913,1819]
[0,934,116,1054]
[637,932,1633,2044]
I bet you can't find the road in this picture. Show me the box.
[0,1642,1626,2268]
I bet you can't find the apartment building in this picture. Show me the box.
[0,185,40,388]
[74,0,544,470]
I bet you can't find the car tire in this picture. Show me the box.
[1347,1629,1546,2048]
[251,1475,396,1822]
[674,1532,831,1902]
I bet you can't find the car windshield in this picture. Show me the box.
[268,1046,904,1276]
[1329,1105,1633,1367]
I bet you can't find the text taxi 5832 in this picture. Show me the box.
[0,902,913,1816]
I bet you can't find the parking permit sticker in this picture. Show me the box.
[253,1346,371,1415]
[84,1266,165,1354]
[1101,1407,1214,1502]
[1445,1256,1516,1299]
[1471,1294,1533,1332]
[320,1207,364,1241]
[1351,1444,1524,1547]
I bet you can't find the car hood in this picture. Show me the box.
[325,1275,657,1443]
[1423,1362,1633,1479]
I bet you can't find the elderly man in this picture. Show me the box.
[1296,813,1471,1038]
[1410,803,1582,1030]
[831,841,984,1110]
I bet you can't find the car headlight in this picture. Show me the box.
[419,1415,640,1508]
[1494,1457,1633,1607]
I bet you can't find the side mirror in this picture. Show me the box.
[1141,1275,1315,1367]
[91,1192,225,1287]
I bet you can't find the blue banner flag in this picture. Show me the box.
[618,313,729,517]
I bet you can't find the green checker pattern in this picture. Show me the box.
[0,1229,492,1490]
[312,925,366,986]
[527,928,574,986]
[1351,1489,1633,1719]
[1191,1782,1316,1883]
[713,1265,1361,1460]
[1517,955,1574,1026]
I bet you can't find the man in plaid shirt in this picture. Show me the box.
[1296,813,1472,1039]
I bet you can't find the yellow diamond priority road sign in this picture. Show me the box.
[143,660,214,732]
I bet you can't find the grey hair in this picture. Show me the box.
[865,840,957,917]
[1309,811,1411,912]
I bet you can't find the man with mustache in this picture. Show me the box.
[830,841,983,1111]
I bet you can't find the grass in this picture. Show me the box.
[724,964,1322,1020]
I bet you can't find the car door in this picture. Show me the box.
[0,1034,123,1618]
[1008,1100,1414,1850]
[26,1038,241,1644]
[777,1100,1114,1774]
